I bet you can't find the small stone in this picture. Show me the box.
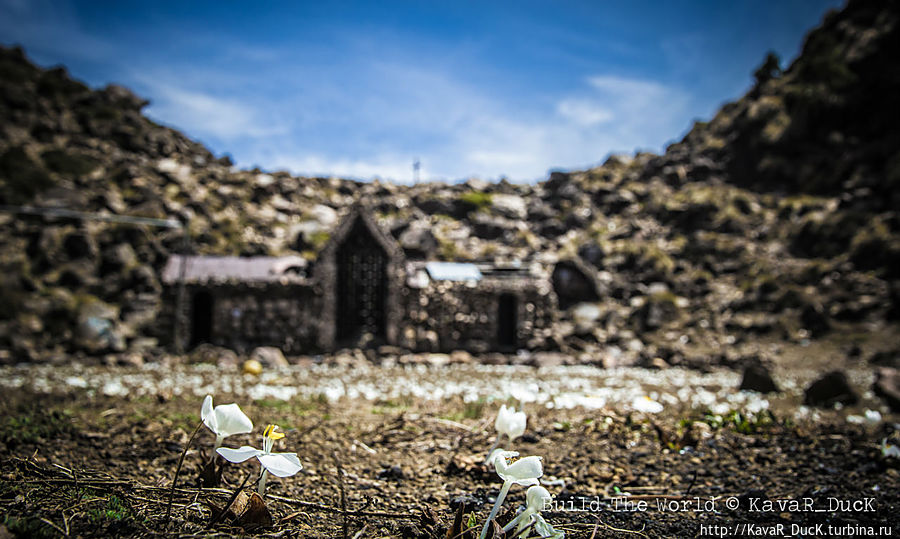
[529,352,567,368]
[378,464,405,480]
[242,359,263,375]
[649,357,670,370]
[250,346,288,368]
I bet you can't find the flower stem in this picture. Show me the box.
[483,435,503,465]
[211,435,223,463]
[165,420,204,525]
[258,469,269,496]
[502,508,532,533]
[479,480,512,539]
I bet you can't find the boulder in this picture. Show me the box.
[250,346,289,368]
[100,243,138,275]
[424,353,450,367]
[800,301,831,336]
[803,371,858,407]
[188,343,239,367]
[75,298,125,354]
[631,293,680,331]
[529,352,567,368]
[398,221,437,259]
[63,230,96,260]
[490,194,526,220]
[552,259,600,309]
[578,243,604,269]
[739,364,780,393]
[449,350,473,364]
[471,214,509,240]
[873,367,900,412]
[572,303,602,329]
[869,350,900,369]
[537,219,568,238]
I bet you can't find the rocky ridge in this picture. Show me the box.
[0,0,898,371]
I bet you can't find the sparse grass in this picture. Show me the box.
[441,398,487,422]
[0,406,74,448]
[458,191,493,212]
[252,395,329,427]
[1,514,59,539]
[87,494,140,525]
[700,409,782,434]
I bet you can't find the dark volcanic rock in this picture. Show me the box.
[804,371,859,407]
[739,364,780,393]
[873,367,900,412]
[869,350,900,369]
[551,259,600,310]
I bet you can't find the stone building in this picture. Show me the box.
[160,205,557,354]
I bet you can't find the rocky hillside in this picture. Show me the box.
[0,0,898,365]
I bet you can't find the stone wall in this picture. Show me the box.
[159,275,556,355]
[209,284,318,353]
[158,282,318,354]
[399,278,556,352]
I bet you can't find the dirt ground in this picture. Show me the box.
[1,380,898,538]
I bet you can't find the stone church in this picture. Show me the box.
[160,205,563,354]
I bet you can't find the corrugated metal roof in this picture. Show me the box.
[425,261,482,281]
[161,255,309,284]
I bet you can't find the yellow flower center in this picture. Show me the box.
[264,424,285,440]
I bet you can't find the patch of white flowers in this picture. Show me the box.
[199,395,302,496]
[477,406,564,539]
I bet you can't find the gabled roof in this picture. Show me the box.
[161,255,308,284]
[317,202,404,261]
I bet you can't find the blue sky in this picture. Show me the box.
[1,0,843,183]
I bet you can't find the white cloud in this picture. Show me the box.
[139,78,290,142]
[556,99,614,126]
[236,71,691,183]
[262,153,418,184]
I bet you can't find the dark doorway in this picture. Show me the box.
[190,290,214,346]
[337,218,387,344]
[497,294,518,349]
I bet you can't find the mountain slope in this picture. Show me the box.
[0,0,897,364]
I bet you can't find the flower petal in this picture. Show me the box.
[495,404,511,432]
[499,455,543,483]
[495,405,527,440]
[213,403,254,437]
[507,410,526,440]
[216,446,262,463]
[514,477,540,487]
[526,485,552,511]
[258,453,303,477]
[489,449,519,471]
[631,396,664,414]
[201,395,217,432]
[533,514,565,538]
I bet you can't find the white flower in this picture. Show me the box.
[631,395,664,414]
[496,405,527,441]
[201,395,253,453]
[480,450,544,539]
[217,424,302,494]
[532,513,565,538]
[881,439,900,459]
[502,485,553,536]
[485,405,527,464]
[495,454,543,487]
